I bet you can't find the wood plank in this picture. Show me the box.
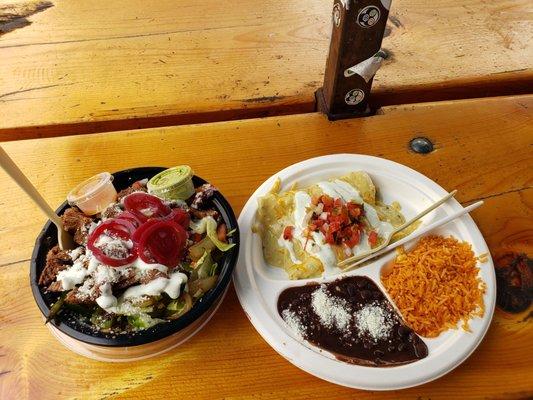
[0,0,531,139]
[0,95,532,398]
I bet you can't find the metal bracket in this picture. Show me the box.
[316,0,391,120]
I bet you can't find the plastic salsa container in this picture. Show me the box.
[147,165,195,201]
[67,172,117,215]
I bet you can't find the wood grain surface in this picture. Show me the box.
[0,95,532,399]
[0,0,532,140]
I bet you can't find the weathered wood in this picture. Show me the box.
[0,0,531,139]
[0,95,531,399]
[0,1,52,36]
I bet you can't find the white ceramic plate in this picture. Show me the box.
[233,154,495,390]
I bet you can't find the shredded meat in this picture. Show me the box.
[101,203,123,219]
[65,283,100,306]
[61,207,93,245]
[47,281,64,292]
[39,245,72,287]
[191,183,217,209]
[114,269,140,290]
[190,208,219,220]
[140,269,168,285]
[117,181,147,201]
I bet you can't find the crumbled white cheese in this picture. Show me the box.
[67,247,85,261]
[94,264,120,285]
[76,278,96,301]
[311,285,351,331]
[94,232,133,259]
[281,309,306,339]
[354,302,394,342]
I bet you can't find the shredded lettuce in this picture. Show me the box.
[189,235,216,261]
[227,228,237,237]
[195,251,218,278]
[189,217,235,260]
[205,217,235,252]
[166,293,192,319]
[127,313,163,329]
[189,216,212,234]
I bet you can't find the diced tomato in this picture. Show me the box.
[368,230,378,247]
[328,212,349,226]
[324,230,335,245]
[333,198,343,208]
[192,233,203,243]
[283,226,294,240]
[344,227,361,247]
[329,221,341,234]
[346,202,362,219]
[314,218,325,228]
[320,195,334,212]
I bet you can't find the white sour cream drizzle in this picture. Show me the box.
[290,191,338,275]
[56,260,89,290]
[277,235,301,264]
[58,247,186,314]
[318,180,364,204]
[123,271,187,300]
[96,271,188,313]
[130,257,168,274]
[282,180,394,276]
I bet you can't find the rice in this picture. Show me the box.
[381,235,485,338]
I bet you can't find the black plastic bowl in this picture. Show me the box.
[30,167,239,347]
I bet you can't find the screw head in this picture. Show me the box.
[409,137,434,154]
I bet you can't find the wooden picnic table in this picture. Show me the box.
[0,94,531,399]
[1,0,532,140]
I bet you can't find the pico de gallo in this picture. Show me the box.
[39,168,236,333]
[301,194,379,252]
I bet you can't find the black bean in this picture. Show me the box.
[414,342,428,358]
[397,342,406,352]
[397,326,409,337]
[356,279,367,288]
[374,349,384,357]
[360,290,371,300]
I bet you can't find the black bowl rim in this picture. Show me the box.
[30,167,239,347]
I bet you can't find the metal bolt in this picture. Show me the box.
[409,137,434,154]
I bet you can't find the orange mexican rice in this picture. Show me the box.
[382,235,485,338]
